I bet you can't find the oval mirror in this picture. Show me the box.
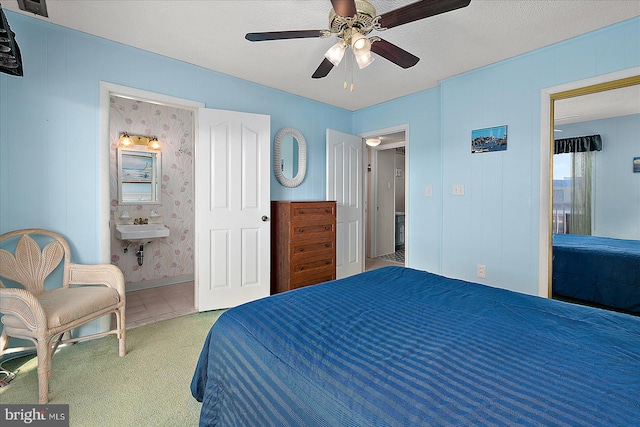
[274,127,306,187]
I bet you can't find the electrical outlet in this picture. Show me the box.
[477,264,486,279]
[453,184,465,195]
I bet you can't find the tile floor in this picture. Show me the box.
[125,281,196,329]
[376,245,405,264]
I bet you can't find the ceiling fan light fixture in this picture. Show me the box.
[351,32,371,53]
[355,50,375,69]
[324,41,347,66]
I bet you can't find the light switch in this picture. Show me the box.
[425,185,433,197]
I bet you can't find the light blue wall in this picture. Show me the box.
[1,12,639,301]
[556,114,640,240]
[353,89,442,273]
[0,11,352,263]
[354,17,640,296]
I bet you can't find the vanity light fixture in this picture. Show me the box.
[118,132,161,150]
[365,138,381,147]
[148,137,161,150]
[119,132,132,147]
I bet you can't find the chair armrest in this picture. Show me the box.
[68,263,126,297]
[0,288,48,331]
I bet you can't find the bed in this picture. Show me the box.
[553,233,640,313]
[191,266,640,426]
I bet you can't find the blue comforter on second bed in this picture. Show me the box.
[191,266,640,426]
[553,234,640,312]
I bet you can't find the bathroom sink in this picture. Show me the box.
[115,224,170,241]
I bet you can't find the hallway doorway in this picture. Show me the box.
[361,126,408,266]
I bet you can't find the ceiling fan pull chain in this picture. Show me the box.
[343,51,348,90]
[351,59,355,92]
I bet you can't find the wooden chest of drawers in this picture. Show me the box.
[271,200,337,294]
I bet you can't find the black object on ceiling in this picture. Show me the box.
[0,4,23,77]
[18,0,48,18]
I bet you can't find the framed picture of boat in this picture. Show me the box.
[472,125,508,153]
[634,157,640,173]
[120,152,153,183]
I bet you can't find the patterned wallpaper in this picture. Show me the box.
[109,96,194,284]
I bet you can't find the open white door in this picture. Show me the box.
[375,149,396,257]
[196,108,270,311]
[326,129,364,279]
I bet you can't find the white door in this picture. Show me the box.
[375,149,396,257]
[196,108,270,311]
[326,129,364,279]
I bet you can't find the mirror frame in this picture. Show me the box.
[546,74,640,297]
[273,127,307,187]
[117,147,162,205]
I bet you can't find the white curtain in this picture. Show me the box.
[570,151,593,235]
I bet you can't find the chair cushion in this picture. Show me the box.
[1,287,120,329]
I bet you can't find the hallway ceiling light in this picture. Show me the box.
[365,138,381,147]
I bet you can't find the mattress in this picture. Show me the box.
[553,233,640,312]
[192,266,640,426]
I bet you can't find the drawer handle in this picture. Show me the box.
[325,209,331,213]
[298,228,304,233]
[299,266,304,271]
[325,260,331,265]
[299,248,304,252]
[299,210,304,214]
[324,226,330,231]
[324,243,330,248]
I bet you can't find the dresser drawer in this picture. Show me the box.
[291,238,335,256]
[290,202,336,222]
[291,222,335,241]
[290,269,336,289]
[291,249,334,272]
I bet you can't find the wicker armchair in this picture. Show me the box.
[0,229,126,403]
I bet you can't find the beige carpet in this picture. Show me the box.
[0,310,224,426]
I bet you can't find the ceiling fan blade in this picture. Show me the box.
[312,58,335,79]
[245,30,328,42]
[378,0,471,29]
[330,0,357,17]
[370,39,420,69]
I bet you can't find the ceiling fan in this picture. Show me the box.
[245,0,471,79]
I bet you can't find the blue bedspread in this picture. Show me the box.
[553,234,640,313]
[191,266,640,426]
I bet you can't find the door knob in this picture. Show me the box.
[261,215,269,222]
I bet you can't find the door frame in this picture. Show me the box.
[538,67,640,297]
[98,82,204,298]
[359,124,409,265]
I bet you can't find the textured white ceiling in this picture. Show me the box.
[555,85,640,125]
[4,0,639,110]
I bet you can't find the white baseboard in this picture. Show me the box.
[125,274,194,292]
